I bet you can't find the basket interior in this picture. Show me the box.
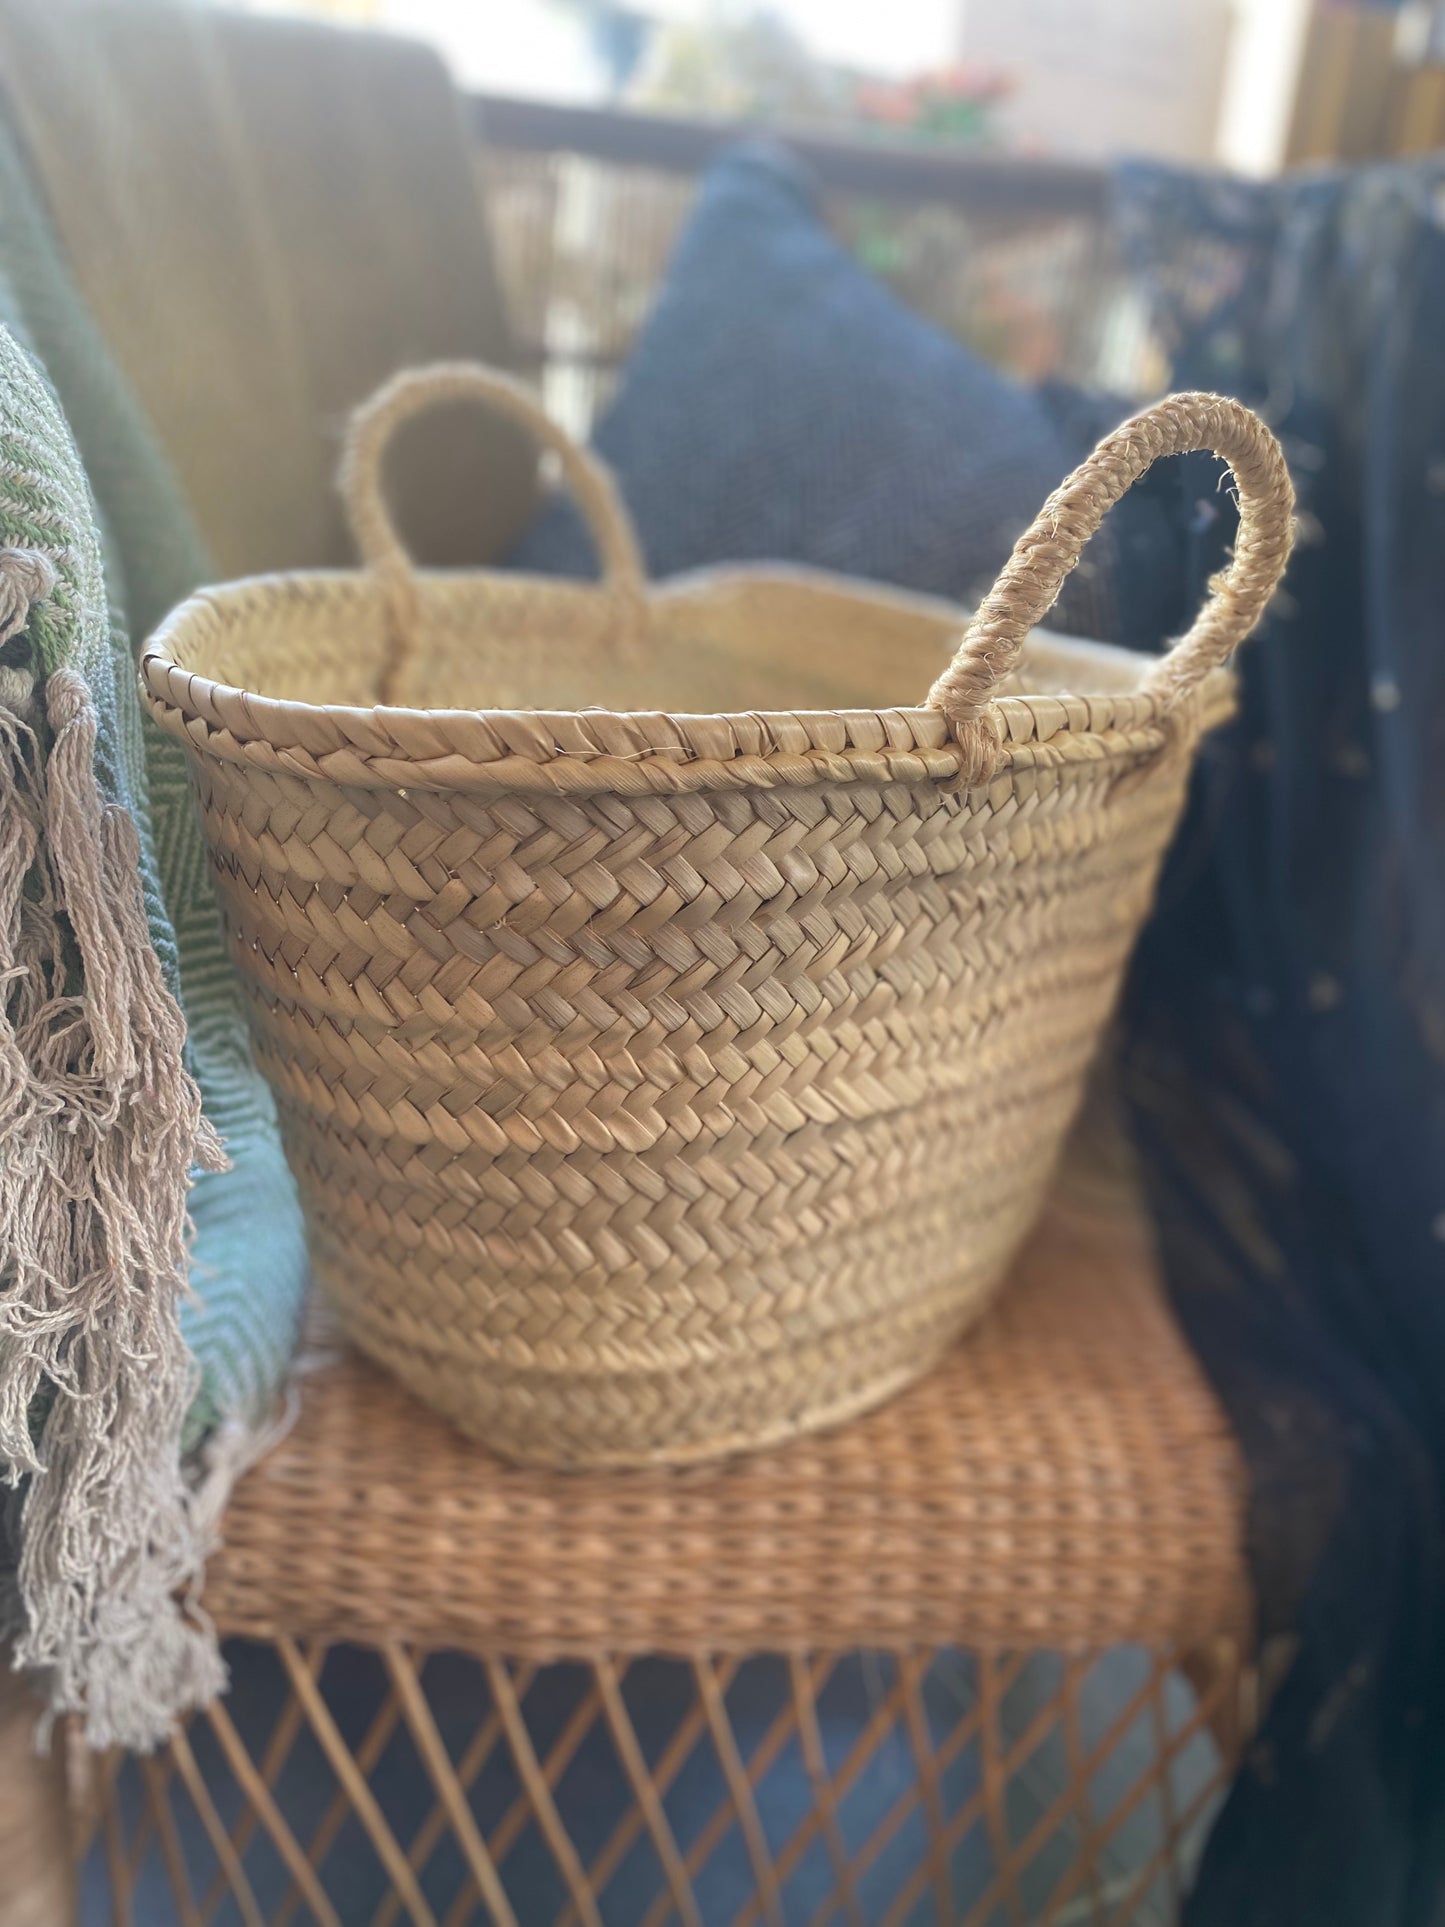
[175,563,1159,720]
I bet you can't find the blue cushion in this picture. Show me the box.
[510,143,1114,632]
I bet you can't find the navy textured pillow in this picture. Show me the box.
[510,144,1112,631]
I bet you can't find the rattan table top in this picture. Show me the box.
[202,1161,1250,1660]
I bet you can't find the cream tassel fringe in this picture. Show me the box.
[0,549,228,1749]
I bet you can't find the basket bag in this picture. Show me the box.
[142,367,1293,1467]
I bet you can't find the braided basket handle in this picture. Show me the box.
[340,362,647,704]
[926,391,1294,739]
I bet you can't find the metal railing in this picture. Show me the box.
[472,92,1107,219]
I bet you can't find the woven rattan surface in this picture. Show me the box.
[202,1165,1251,1660]
[94,1638,1249,1927]
[143,369,1291,1468]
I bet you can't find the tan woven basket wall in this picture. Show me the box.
[142,368,1292,1467]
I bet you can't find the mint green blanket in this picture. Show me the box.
[0,112,307,1748]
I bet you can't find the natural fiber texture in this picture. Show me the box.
[89,1135,1253,1926]
[97,1640,1249,1927]
[926,392,1294,728]
[0,96,309,1748]
[143,366,1292,1466]
[0,327,229,1744]
[202,1176,1250,1655]
[0,104,310,1441]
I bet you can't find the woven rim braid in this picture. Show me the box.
[142,365,1293,1467]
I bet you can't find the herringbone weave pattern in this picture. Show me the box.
[141,368,1292,1466]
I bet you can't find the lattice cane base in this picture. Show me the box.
[87,1636,1248,1927]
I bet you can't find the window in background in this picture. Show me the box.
[235,0,1310,177]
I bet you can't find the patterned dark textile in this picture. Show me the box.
[1116,158,1445,1926]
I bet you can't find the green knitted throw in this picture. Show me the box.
[0,105,307,1751]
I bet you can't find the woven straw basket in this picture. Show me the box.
[143,367,1292,1467]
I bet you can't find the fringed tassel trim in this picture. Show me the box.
[0,548,227,1749]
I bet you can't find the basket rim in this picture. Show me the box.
[140,563,1234,798]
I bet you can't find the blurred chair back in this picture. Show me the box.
[0,0,538,579]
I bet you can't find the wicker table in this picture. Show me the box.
[91,1160,1251,1927]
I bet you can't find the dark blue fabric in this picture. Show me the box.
[1115,159,1445,1926]
[510,143,1115,638]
